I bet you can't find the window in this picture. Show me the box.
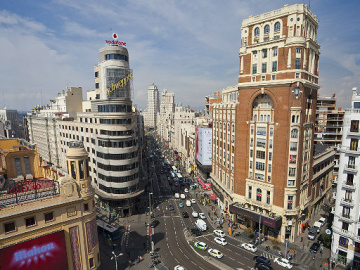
[296,48,302,54]
[274,22,281,32]
[262,63,267,73]
[345,190,352,201]
[295,73,300,78]
[254,27,260,37]
[84,203,89,211]
[268,164,272,173]
[25,217,36,227]
[4,222,16,233]
[44,212,54,222]
[291,129,298,138]
[256,138,266,148]
[342,222,349,231]
[346,174,354,185]
[255,173,264,180]
[248,186,252,199]
[266,191,270,204]
[289,155,297,164]
[252,64,257,74]
[350,138,358,151]
[268,152,272,161]
[288,180,295,186]
[264,25,270,34]
[250,150,253,158]
[287,196,293,210]
[95,71,98,78]
[256,189,262,201]
[256,151,266,159]
[257,127,266,135]
[95,83,99,89]
[290,142,297,151]
[272,61,277,72]
[250,161,253,169]
[89,257,94,268]
[256,162,265,171]
[262,49,267,58]
[351,120,359,132]
[273,47,278,56]
[295,58,301,69]
[289,167,296,176]
[348,156,356,169]
[343,207,351,218]
[271,75,276,80]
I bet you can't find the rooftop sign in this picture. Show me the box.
[105,32,126,46]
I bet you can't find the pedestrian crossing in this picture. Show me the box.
[258,251,315,269]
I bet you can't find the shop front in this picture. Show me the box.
[230,203,282,238]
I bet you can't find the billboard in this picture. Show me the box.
[0,230,69,270]
[195,127,212,166]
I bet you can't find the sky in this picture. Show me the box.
[1,0,360,112]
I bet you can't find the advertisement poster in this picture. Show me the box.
[196,127,212,166]
[0,230,69,270]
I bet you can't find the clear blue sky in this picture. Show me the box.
[1,0,359,111]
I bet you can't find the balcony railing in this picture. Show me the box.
[340,198,354,207]
[342,181,356,190]
[344,164,358,173]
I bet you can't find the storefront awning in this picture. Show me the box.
[229,203,282,229]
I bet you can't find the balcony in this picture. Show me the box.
[344,164,358,173]
[348,129,360,136]
[340,214,353,223]
[339,145,360,155]
[340,198,354,207]
[342,181,356,191]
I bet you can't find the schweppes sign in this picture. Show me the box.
[107,71,133,96]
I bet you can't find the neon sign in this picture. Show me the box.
[106,71,133,97]
[105,32,126,46]
[14,243,55,262]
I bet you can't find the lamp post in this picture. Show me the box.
[149,192,153,217]
[111,251,123,270]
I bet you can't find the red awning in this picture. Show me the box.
[210,194,217,201]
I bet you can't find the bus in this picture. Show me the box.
[97,219,121,241]
[172,166,178,173]
[177,173,183,182]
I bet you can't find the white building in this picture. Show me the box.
[143,84,159,129]
[332,87,360,268]
[158,89,175,143]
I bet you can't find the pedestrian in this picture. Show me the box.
[129,260,132,267]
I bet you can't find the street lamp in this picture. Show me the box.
[149,192,153,217]
[111,251,123,270]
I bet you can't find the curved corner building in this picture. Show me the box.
[58,44,143,217]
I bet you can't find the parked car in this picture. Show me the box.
[214,230,226,238]
[255,263,273,270]
[150,220,160,228]
[313,221,322,234]
[199,213,206,219]
[192,211,199,218]
[318,217,326,227]
[274,258,293,269]
[191,199,196,204]
[214,237,227,246]
[180,194,186,199]
[241,243,257,253]
[194,241,208,250]
[182,212,189,218]
[184,188,189,193]
[308,231,316,240]
[174,193,180,199]
[309,242,320,253]
[208,248,223,259]
[191,228,202,236]
[253,256,271,265]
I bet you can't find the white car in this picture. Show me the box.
[241,243,257,253]
[180,193,186,199]
[174,193,180,199]
[184,188,189,193]
[208,248,223,259]
[318,217,326,227]
[214,230,226,238]
[191,199,196,204]
[192,211,199,218]
[214,237,227,246]
[199,213,206,219]
[274,258,293,269]
[174,266,186,270]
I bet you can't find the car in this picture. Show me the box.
[208,248,223,259]
[180,193,186,199]
[241,243,257,253]
[160,170,164,174]
[174,266,186,270]
[274,258,293,269]
[214,230,226,238]
[184,188,189,193]
[168,205,174,211]
[194,241,208,250]
[253,256,271,265]
[318,217,326,227]
[313,222,322,234]
[179,202,184,208]
[214,237,227,246]
[150,220,160,228]
[182,211,189,218]
[308,231,316,240]
[174,193,180,199]
[309,242,320,253]
[191,228,202,236]
[255,263,273,270]
[192,211,199,218]
[191,199,196,204]
[199,213,206,219]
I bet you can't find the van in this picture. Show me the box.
[318,217,326,227]
[313,221,322,234]
[195,219,207,231]
[174,193,180,199]
[186,200,191,207]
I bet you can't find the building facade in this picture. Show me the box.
[158,89,175,143]
[332,87,360,268]
[211,4,320,242]
[143,84,160,129]
[0,139,100,270]
[0,109,22,139]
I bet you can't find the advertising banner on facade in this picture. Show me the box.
[195,127,212,166]
[0,230,69,270]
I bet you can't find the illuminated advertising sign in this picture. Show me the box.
[196,127,212,166]
[0,231,69,270]
[107,71,133,97]
[105,32,126,46]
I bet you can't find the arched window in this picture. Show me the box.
[291,129,298,138]
[274,22,281,32]
[264,25,270,34]
[254,27,260,37]
[256,189,262,201]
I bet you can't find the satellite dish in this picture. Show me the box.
[325,229,331,235]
